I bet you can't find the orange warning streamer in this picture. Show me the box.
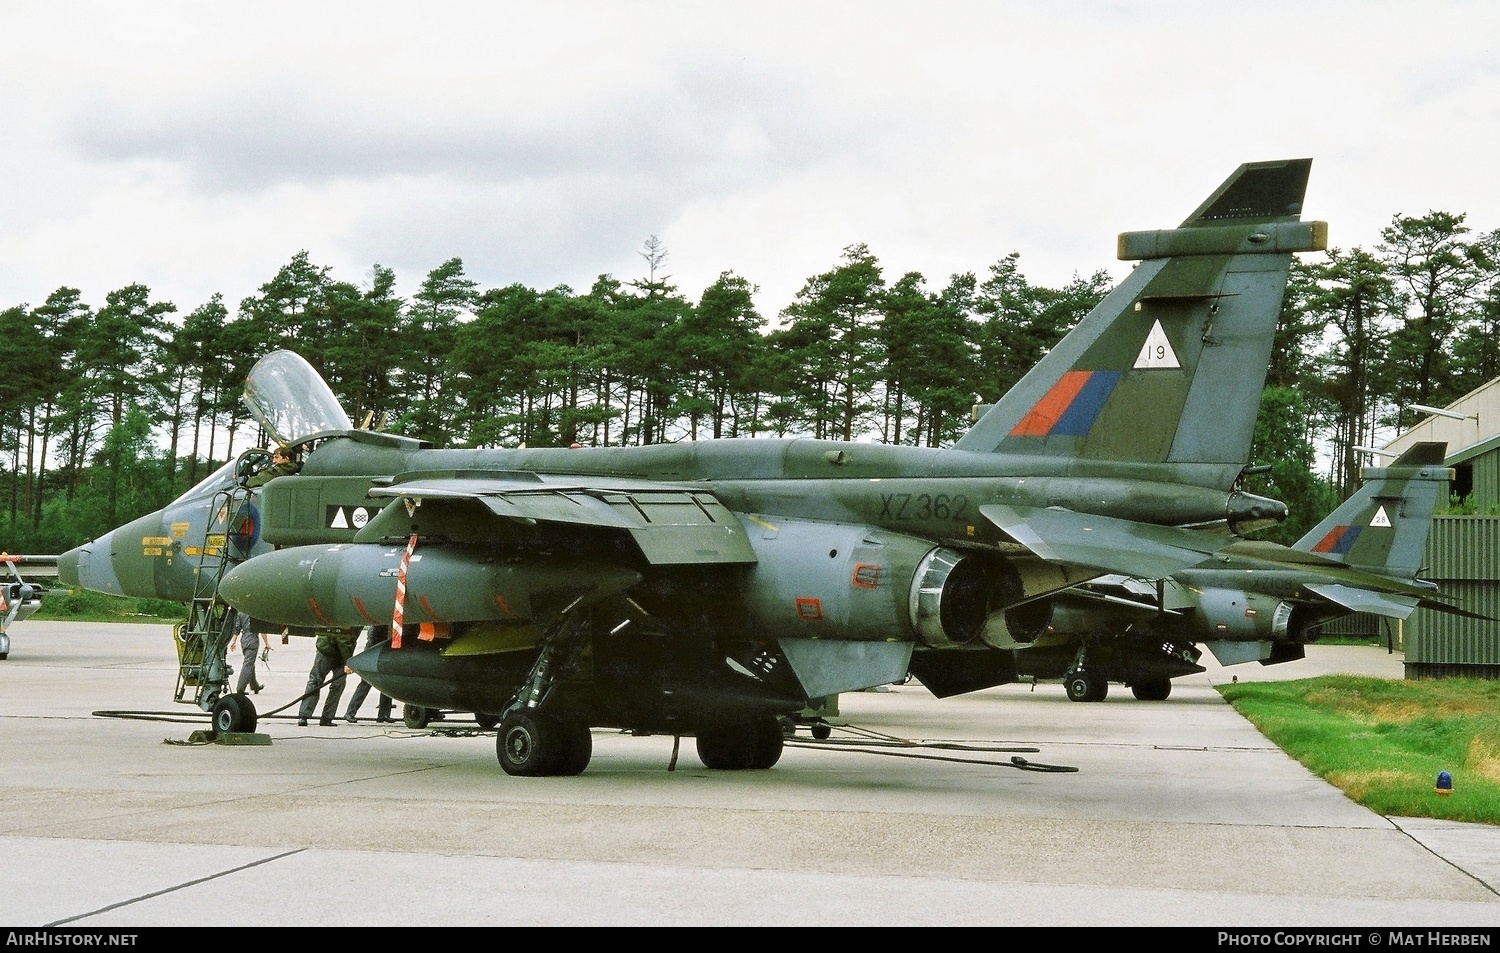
[391,533,418,649]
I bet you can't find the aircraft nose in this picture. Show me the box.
[57,534,127,596]
[57,546,82,587]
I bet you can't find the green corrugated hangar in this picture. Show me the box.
[1379,379,1500,679]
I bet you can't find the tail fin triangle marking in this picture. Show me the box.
[1134,320,1181,369]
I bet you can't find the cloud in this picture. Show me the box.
[2,1,1500,322]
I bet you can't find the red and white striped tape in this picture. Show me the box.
[391,532,418,649]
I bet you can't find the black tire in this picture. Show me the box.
[811,721,833,741]
[497,710,559,777]
[474,711,500,730]
[696,723,745,769]
[403,703,431,729]
[1065,670,1106,703]
[212,694,258,733]
[1131,678,1172,701]
[745,717,784,769]
[697,716,784,770]
[552,717,593,776]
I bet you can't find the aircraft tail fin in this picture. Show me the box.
[1293,442,1451,578]
[956,159,1326,489]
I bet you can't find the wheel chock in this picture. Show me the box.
[184,729,273,746]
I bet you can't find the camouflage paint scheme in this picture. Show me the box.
[62,159,1341,775]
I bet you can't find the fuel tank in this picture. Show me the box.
[217,543,641,629]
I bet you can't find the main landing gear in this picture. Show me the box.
[1129,678,1172,701]
[1064,669,1108,703]
[496,710,592,777]
[695,716,785,770]
[211,693,259,733]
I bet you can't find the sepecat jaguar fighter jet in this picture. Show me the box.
[60,158,1326,775]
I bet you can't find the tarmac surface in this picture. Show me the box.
[0,621,1496,927]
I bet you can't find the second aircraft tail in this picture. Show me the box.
[1294,442,1452,579]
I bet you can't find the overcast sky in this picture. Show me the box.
[2,1,1497,325]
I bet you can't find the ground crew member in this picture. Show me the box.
[297,629,359,727]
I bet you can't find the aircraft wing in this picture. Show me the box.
[364,474,758,565]
[978,504,1239,579]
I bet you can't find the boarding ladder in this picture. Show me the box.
[173,448,270,711]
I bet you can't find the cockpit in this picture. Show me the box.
[167,351,355,508]
[242,349,354,449]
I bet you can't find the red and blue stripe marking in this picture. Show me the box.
[1311,525,1362,554]
[1010,370,1121,437]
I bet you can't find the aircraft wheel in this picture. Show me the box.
[474,711,500,730]
[497,710,560,777]
[1065,670,1106,703]
[1131,678,1172,701]
[697,716,783,770]
[552,716,593,776]
[696,723,745,769]
[212,694,258,733]
[745,717,784,769]
[403,703,431,729]
[811,721,833,741]
[0,632,9,660]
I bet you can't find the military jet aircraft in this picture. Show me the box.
[984,442,1460,702]
[59,158,1327,775]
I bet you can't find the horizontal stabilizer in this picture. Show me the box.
[980,504,1236,580]
[1216,540,1440,598]
[1414,599,1500,623]
[1304,584,1420,620]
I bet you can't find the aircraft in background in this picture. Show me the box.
[0,554,52,661]
[973,442,1463,702]
[60,158,1327,775]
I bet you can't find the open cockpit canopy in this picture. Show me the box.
[242,349,353,448]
